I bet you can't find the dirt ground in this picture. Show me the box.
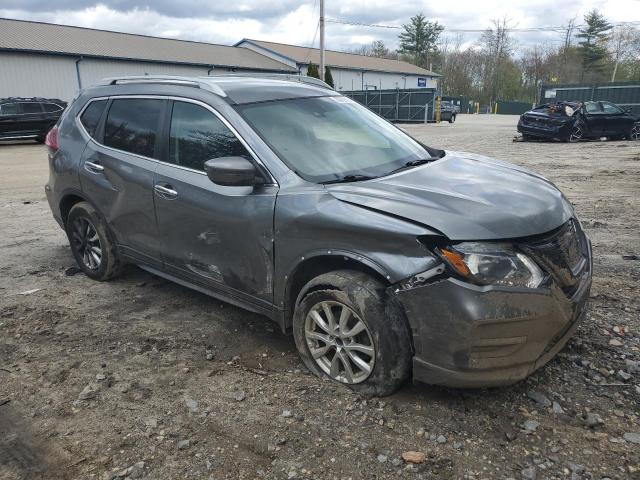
[0,114,638,480]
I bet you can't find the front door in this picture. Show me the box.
[0,102,21,136]
[78,97,166,267]
[582,102,605,137]
[154,99,277,303]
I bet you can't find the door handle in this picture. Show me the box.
[84,161,104,173]
[154,184,178,199]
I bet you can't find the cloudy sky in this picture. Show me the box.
[1,0,639,51]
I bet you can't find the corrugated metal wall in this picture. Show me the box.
[78,58,210,89]
[539,82,640,114]
[0,51,286,101]
[342,88,437,122]
[0,52,79,100]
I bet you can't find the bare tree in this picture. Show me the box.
[609,25,640,81]
[478,18,515,104]
[349,40,397,59]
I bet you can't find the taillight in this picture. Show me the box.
[45,126,59,151]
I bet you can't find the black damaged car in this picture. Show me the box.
[518,100,640,142]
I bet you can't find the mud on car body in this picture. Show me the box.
[45,75,592,395]
[518,100,640,142]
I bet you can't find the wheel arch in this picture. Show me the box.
[282,251,391,329]
[59,191,89,225]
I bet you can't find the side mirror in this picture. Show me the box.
[204,156,258,187]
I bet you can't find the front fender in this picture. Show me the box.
[274,189,442,309]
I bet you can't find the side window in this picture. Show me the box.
[168,101,249,171]
[0,103,19,115]
[104,98,164,159]
[601,102,623,114]
[80,100,107,138]
[585,102,601,114]
[43,103,62,112]
[21,102,44,114]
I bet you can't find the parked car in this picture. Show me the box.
[518,100,640,142]
[0,97,67,142]
[45,75,592,395]
[439,100,457,123]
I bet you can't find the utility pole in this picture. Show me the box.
[319,0,325,81]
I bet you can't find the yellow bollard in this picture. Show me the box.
[494,102,498,114]
[435,96,441,123]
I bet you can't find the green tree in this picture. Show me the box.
[577,9,612,80]
[306,61,320,79]
[324,66,334,88]
[398,13,444,69]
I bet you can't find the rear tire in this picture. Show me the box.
[629,123,640,141]
[449,114,456,124]
[293,270,412,396]
[65,202,123,281]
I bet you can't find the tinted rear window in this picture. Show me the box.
[80,100,107,138]
[104,99,164,158]
[43,103,63,112]
[21,103,43,114]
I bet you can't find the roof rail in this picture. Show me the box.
[99,75,227,97]
[204,73,334,90]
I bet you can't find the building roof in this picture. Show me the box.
[0,18,296,72]
[238,39,440,77]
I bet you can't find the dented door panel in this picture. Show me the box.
[154,163,277,302]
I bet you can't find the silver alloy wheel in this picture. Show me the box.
[569,125,583,142]
[71,217,102,270]
[304,301,375,384]
[631,124,640,141]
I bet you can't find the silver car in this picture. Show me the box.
[45,75,592,395]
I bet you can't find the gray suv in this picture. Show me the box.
[45,75,592,395]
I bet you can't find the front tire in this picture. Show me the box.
[65,202,123,281]
[629,123,640,141]
[293,270,412,396]
[449,114,456,124]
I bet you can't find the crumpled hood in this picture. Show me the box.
[326,151,574,240]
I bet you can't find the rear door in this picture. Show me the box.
[18,102,47,135]
[153,99,277,304]
[78,96,166,268]
[600,101,630,136]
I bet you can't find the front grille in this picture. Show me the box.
[521,219,590,297]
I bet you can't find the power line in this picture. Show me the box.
[325,17,640,33]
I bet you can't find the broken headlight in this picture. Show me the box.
[438,242,544,288]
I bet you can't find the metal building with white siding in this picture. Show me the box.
[0,18,297,101]
[235,39,440,91]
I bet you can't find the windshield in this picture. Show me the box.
[235,96,439,183]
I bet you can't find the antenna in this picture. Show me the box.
[319,0,325,82]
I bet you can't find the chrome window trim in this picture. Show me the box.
[76,96,110,142]
[43,103,65,113]
[75,94,278,186]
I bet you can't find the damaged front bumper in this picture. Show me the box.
[391,231,592,388]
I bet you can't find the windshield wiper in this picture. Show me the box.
[321,174,376,185]
[386,157,437,176]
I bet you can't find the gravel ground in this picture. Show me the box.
[0,114,638,480]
